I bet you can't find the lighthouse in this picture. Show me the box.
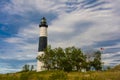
[37,17,48,72]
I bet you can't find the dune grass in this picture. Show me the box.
[0,70,120,80]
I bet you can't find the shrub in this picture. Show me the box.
[48,71,68,80]
[20,73,29,80]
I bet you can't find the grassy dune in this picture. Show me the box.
[68,71,120,80]
[0,70,120,80]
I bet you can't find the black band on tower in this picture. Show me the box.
[38,37,47,51]
[39,24,48,27]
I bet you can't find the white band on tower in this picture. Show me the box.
[40,27,47,36]
[37,51,45,72]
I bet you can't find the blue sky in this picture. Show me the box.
[0,0,120,73]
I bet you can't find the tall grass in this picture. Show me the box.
[0,71,120,80]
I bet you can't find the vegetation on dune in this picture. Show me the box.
[110,64,120,71]
[22,64,34,72]
[0,70,120,80]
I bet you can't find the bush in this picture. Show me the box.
[20,73,29,80]
[37,76,45,80]
[48,71,68,80]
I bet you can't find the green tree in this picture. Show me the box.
[22,64,30,72]
[22,64,35,72]
[37,46,86,72]
[31,65,34,71]
[65,47,86,71]
[37,46,103,72]
[92,51,102,71]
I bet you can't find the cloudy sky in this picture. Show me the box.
[0,0,120,73]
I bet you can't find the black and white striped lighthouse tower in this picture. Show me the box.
[37,17,48,72]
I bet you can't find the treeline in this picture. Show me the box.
[22,64,34,72]
[37,46,102,72]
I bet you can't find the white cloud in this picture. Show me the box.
[0,68,21,73]
[3,0,69,15]
[4,24,39,60]
[102,52,120,66]
[103,43,120,49]
[4,0,120,57]
[0,63,21,73]
[5,37,24,43]
[47,0,120,48]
